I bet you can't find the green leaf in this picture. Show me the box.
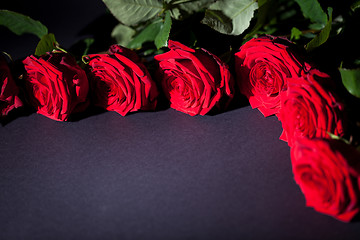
[34,33,58,56]
[305,7,332,52]
[351,0,360,12]
[154,10,172,49]
[127,19,162,49]
[0,9,48,39]
[102,0,163,26]
[290,27,302,41]
[339,68,360,98]
[201,0,258,35]
[294,0,327,26]
[165,0,213,20]
[82,38,95,56]
[174,0,214,14]
[308,22,326,30]
[244,0,274,39]
[169,8,181,19]
[111,23,136,46]
[202,10,232,34]
[142,48,165,56]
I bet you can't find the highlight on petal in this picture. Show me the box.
[23,52,89,121]
[291,137,360,222]
[155,40,234,116]
[235,35,311,117]
[86,45,158,116]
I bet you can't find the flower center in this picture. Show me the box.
[250,62,283,97]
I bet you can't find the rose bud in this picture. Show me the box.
[23,52,89,121]
[278,69,345,147]
[291,137,360,222]
[154,40,234,116]
[0,54,23,117]
[85,45,158,116]
[235,35,311,117]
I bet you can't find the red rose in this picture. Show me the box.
[86,45,158,116]
[235,35,311,117]
[154,40,234,116]
[278,69,345,147]
[23,52,89,121]
[291,137,360,222]
[0,55,23,117]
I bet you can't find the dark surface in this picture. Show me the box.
[1,108,272,238]
[1,1,360,239]
[2,107,360,240]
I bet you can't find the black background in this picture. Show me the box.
[1,1,360,239]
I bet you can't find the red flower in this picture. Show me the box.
[86,45,158,116]
[235,35,311,117]
[0,55,23,117]
[291,137,360,222]
[23,52,89,121]
[154,40,234,116]
[278,69,345,147]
